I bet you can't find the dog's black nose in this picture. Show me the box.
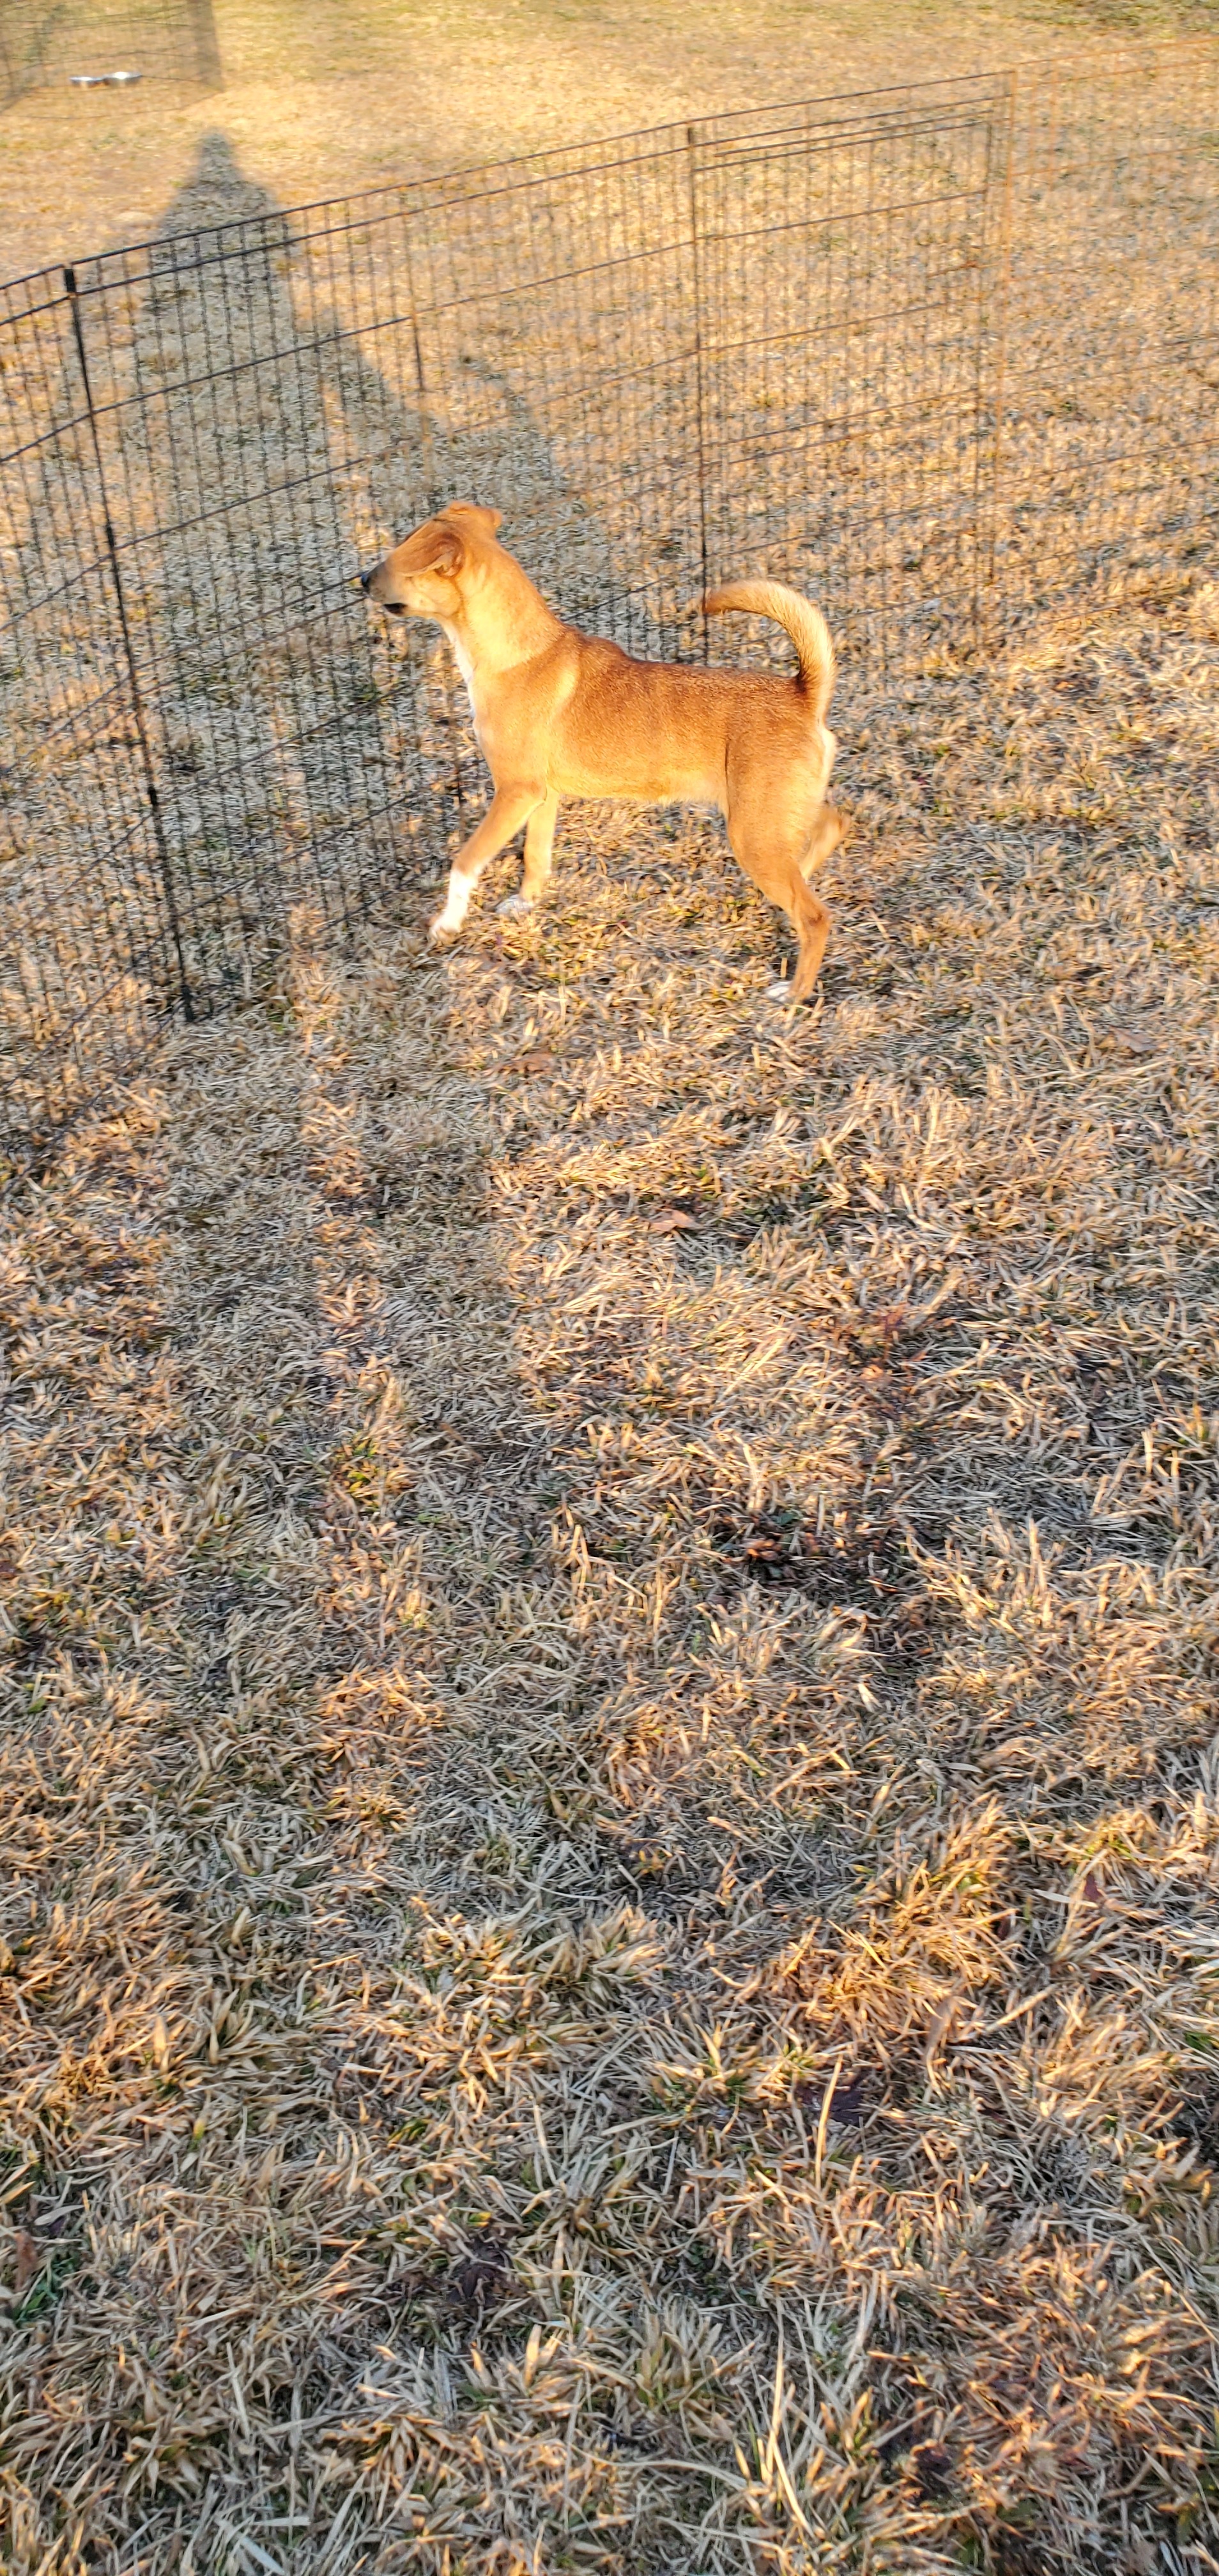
[360,568,373,592]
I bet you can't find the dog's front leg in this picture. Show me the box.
[429,784,546,942]
[499,788,560,917]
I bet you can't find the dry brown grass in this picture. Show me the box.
[1,0,1213,282]
[2,571,1217,2573]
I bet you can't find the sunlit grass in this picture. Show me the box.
[2,580,1216,2572]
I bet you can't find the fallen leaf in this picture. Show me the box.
[13,2230,38,2299]
[650,1209,699,1234]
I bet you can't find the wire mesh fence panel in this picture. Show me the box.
[0,0,218,98]
[318,130,712,877]
[66,212,432,1018]
[692,84,1012,689]
[993,38,1219,631]
[404,136,706,664]
[0,264,186,1154]
[59,129,702,1024]
[54,88,1004,1066]
[1,53,1216,1164]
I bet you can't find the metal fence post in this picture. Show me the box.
[685,126,711,663]
[981,75,1016,655]
[401,216,470,843]
[63,263,195,1022]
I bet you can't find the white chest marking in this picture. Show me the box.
[447,629,479,716]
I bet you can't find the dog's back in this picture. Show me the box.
[536,632,821,807]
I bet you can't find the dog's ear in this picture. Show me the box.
[441,502,503,536]
[402,520,464,577]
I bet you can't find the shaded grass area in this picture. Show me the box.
[1,582,1218,2570]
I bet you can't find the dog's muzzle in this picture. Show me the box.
[360,569,405,615]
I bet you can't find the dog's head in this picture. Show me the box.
[360,503,502,618]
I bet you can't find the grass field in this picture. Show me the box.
[3,3,1219,2570]
[0,0,1215,279]
[2,572,1218,2570]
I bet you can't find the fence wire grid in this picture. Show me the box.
[1,45,1217,1164]
[0,0,218,97]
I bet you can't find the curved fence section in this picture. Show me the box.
[1,0,219,100]
[1,50,1216,1163]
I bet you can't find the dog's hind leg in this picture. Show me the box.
[764,857,831,1004]
[726,778,832,1005]
[797,802,847,882]
[430,783,546,941]
[499,787,559,917]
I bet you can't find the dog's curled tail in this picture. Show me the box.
[703,579,835,722]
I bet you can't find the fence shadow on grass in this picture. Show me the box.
[1,123,637,1160]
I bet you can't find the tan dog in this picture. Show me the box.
[361,502,844,1001]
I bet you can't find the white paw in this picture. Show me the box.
[767,977,793,1004]
[497,893,536,919]
[429,877,472,942]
